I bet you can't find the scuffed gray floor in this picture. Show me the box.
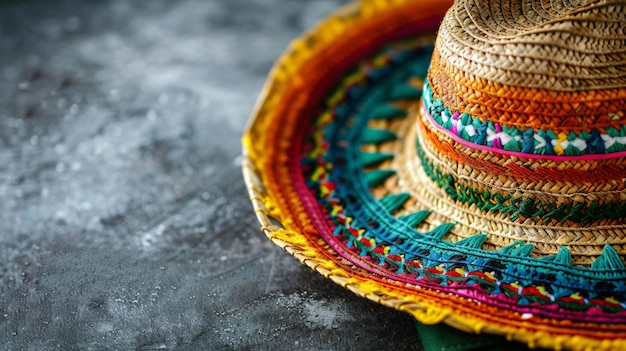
[0,0,423,350]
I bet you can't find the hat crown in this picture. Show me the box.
[417,0,626,265]
[427,0,626,156]
[439,0,626,91]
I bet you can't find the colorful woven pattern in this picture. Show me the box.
[425,81,626,156]
[242,1,626,350]
[419,0,626,266]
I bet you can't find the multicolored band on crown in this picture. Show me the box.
[412,104,626,264]
[424,80,626,157]
[415,66,626,264]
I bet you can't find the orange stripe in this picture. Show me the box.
[427,49,626,132]
[419,110,626,183]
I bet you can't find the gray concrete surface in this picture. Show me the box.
[0,0,423,349]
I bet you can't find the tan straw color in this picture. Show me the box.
[415,0,626,265]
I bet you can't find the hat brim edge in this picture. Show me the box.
[243,148,609,351]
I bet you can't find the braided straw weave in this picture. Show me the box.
[243,0,626,350]
[422,0,626,265]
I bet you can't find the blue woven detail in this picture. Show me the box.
[365,169,396,188]
[424,222,456,240]
[540,247,573,267]
[592,245,625,271]
[499,242,534,258]
[371,104,407,120]
[398,210,432,228]
[379,193,410,213]
[454,234,488,249]
[361,152,394,167]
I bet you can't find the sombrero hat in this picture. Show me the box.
[242,0,626,350]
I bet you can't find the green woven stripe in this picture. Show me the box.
[415,137,626,225]
[415,321,544,351]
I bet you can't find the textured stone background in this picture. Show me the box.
[0,0,423,349]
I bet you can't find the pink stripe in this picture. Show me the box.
[423,105,626,161]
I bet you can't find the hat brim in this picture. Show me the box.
[242,1,626,350]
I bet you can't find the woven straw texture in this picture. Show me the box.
[424,0,626,265]
[439,0,626,91]
[243,0,626,350]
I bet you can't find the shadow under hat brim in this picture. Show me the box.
[242,1,626,350]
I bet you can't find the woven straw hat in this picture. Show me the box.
[242,0,626,349]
